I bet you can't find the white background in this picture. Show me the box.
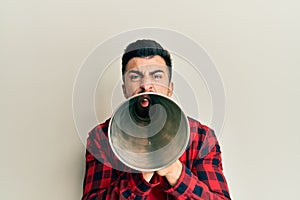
[1,0,299,199]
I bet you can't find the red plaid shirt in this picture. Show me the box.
[82,117,231,200]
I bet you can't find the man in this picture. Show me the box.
[82,39,231,199]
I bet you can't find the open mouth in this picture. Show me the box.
[139,95,152,108]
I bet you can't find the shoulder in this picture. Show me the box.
[188,117,214,136]
[187,117,220,156]
[88,118,111,139]
[86,119,112,158]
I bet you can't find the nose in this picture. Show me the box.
[140,82,154,92]
[140,77,154,92]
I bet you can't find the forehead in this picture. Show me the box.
[125,55,167,72]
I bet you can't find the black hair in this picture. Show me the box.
[121,39,172,81]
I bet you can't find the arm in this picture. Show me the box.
[163,124,231,199]
[82,151,156,200]
[81,123,158,200]
[164,144,231,199]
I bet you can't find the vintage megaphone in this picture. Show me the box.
[108,92,189,172]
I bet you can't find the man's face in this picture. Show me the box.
[122,55,173,98]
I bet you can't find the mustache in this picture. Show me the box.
[126,89,155,98]
[137,88,155,94]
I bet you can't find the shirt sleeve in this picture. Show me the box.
[82,123,159,200]
[82,151,160,200]
[163,125,231,200]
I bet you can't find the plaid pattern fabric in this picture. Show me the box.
[82,117,231,200]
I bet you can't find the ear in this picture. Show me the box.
[122,84,128,99]
[167,82,174,97]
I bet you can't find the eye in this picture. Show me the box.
[129,74,140,81]
[153,74,163,80]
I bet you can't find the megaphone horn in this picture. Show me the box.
[108,92,190,172]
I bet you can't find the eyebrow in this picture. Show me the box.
[127,70,143,76]
[149,70,165,76]
[127,69,165,76]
